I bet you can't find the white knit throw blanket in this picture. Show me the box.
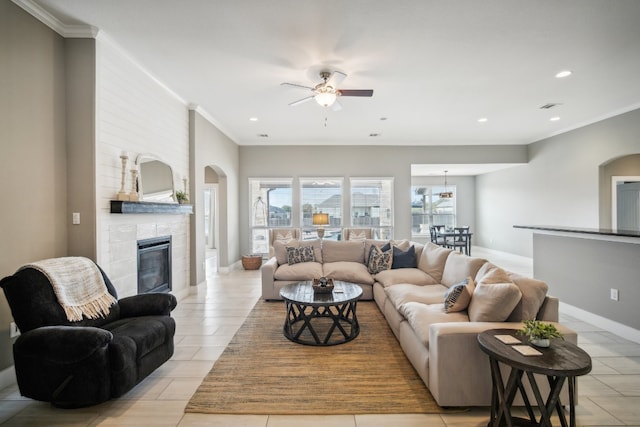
[20,257,117,322]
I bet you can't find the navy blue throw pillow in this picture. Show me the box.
[381,243,417,269]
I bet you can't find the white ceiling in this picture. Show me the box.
[21,0,640,152]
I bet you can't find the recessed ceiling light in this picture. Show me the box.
[555,70,572,78]
[550,117,560,121]
[477,117,488,123]
[249,117,258,122]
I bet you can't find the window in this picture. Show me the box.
[350,178,394,239]
[411,185,456,235]
[249,178,292,254]
[300,178,343,240]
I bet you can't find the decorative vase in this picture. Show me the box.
[530,338,550,348]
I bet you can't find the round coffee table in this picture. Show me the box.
[478,329,591,427]
[279,281,362,346]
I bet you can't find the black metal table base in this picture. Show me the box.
[283,300,360,346]
[488,358,577,427]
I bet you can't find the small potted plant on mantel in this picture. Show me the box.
[517,320,562,347]
[175,190,189,204]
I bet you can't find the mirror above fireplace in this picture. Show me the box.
[136,154,176,203]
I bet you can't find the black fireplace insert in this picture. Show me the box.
[137,236,172,294]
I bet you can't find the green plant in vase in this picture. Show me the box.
[517,320,562,347]
[175,190,189,204]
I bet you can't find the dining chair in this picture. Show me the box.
[429,225,446,245]
[448,226,471,255]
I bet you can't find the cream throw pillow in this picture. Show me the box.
[274,231,293,241]
[443,277,475,313]
[348,231,368,241]
[468,282,522,322]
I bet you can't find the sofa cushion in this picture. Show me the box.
[441,253,487,287]
[382,243,417,269]
[367,245,392,274]
[475,262,512,286]
[274,239,299,265]
[385,283,449,308]
[274,239,322,264]
[444,277,475,313]
[391,239,412,250]
[274,262,323,281]
[417,242,452,283]
[506,272,549,321]
[322,240,365,264]
[287,245,315,265]
[105,316,169,361]
[375,268,439,287]
[323,261,375,285]
[364,239,388,259]
[399,302,469,346]
[413,242,425,262]
[468,282,522,322]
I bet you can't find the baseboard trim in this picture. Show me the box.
[0,365,16,391]
[560,302,640,344]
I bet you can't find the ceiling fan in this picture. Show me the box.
[281,71,373,111]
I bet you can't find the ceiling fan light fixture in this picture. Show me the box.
[314,89,337,107]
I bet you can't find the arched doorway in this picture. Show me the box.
[204,166,219,274]
[202,166,220,277]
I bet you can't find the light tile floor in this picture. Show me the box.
[1,247,639,426]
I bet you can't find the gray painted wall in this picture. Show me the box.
[65,38,97,259]
[477,108,640,257]
[0,2,68,371]
[190,110,240,281]
[238,145,526,256]
[533,234,639,330]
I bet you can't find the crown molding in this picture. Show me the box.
[189,104,239,145]
[13,0,98,38]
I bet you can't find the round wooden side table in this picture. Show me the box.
[478,329,591,427]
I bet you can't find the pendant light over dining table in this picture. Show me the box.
[439,170,453,199]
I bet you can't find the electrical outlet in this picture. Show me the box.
[10,322,20,338]
[610,288,619,301]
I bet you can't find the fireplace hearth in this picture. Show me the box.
[137,236,172,294]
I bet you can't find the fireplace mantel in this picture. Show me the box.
[110,200,193,214]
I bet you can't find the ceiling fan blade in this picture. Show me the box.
[288,96,314,106]
[338,89,374,97]
[326,71,347,88]
[330,99,343,111]
[281,82,315,91]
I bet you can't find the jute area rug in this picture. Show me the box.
[185,300,447,415]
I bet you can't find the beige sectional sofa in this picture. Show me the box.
[261,238,577,407]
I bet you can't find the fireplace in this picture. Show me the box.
[137,236,172,294]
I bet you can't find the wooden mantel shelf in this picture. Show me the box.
[110,200,193,215]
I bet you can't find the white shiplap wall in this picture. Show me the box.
[95,36,190,299]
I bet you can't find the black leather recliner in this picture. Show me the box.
[0,261,177,408]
